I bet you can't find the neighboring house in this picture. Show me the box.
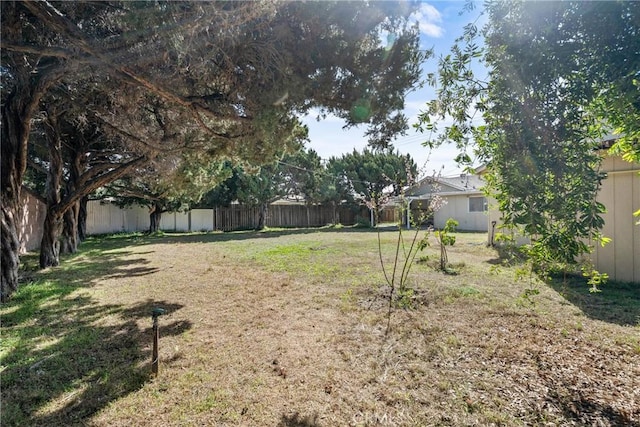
[404,174,488,232]
[483,137,640,283]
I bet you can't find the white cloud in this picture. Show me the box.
[412,3,444,38]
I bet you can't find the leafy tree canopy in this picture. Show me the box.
[1,0,426,300]
[419,0,639,271]
[330,149,417,222]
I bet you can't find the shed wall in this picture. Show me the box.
[590,156,640,283]
[485,154,640,283]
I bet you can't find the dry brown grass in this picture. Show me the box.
[2,228,639,426]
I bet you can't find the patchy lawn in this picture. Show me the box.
[1,228,639,426]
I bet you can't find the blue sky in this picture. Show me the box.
[301,1,486,178]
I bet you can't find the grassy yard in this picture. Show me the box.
[1,228,639,426]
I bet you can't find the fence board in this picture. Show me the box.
[18,189,47,253]
[191,209,214,232]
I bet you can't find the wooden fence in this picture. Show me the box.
[85,201,369,235]
[17,188,47,253]
[17,195,369,252]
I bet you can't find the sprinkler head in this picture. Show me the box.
[151,307,167,318]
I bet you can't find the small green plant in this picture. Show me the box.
[339,288,356,311]
[581,264,608,293]
[434,218,458,271]
[416,255,430,264]
[396,287,416,309]
[517,287,540,308]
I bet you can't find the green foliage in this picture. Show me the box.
[450,286,480,298]
[106,155,237,213]
[436,218,458,247]
[419,1,639,282]
[354,216,372,228]
[2,0,427,300]
[197,162,242,208]
[396,287,416,309]
[433,218,458,271]
[581,265,609,293]
[517,287,541,308]
[236,163,284,209]
[329,149,417,224]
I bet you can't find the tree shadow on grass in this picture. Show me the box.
[19,250,160,290]
[1,277,190,426]
[278,412,321,427]
[546,274,640,326]
[485,242,528,266]
[81,224,394,247]
[541,374,640,426]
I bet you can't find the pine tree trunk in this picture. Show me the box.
[40,111,64,268]
[0,61,64,300]
[62,139,86,252]
[40,209,62,268]
[60,201,79,254]
[1,205,21,302]
[1,83,33,301]
[256,203,267,230]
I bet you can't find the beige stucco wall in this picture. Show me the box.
[485,196,530,246]
[435,194,488,231]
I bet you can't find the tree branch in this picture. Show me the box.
[56,155,148,214]
[22,1,247,126]
[0,42,75,59]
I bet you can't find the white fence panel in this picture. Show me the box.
[160,212,177,231]
[175,212,189,232]
[87,201,123,234]
[190,209,214,231]
[87,201,150,234]
[123,205,149,232]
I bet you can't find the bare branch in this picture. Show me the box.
[57,155,147,213]
[0,42,75,59]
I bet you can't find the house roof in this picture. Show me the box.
[436,174,484,191]
[404,174,485,199]
[598,134,620,150]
